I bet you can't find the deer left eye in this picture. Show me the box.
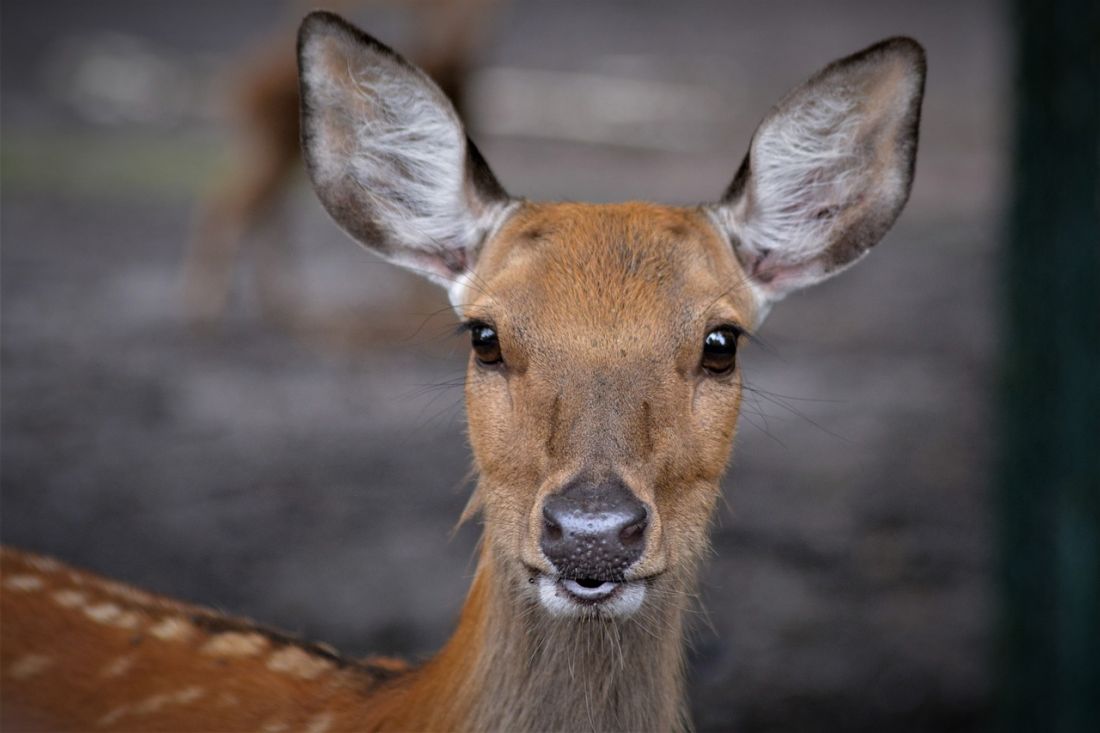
[701,327,739,375]
[470,323,503,366]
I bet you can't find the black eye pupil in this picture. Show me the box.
[702,327,739,375]
[470,324,502,365]
[472,326,495,345]
[705,330,732,351]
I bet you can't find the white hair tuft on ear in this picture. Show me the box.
[710,37,926,323]
[298,11,516,310]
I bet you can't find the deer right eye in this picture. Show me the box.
[701,326,740,375]
[470,324,503,366]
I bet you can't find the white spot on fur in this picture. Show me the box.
[133,692,171,715]
[52,589,87,608]
[267,646,333,680]
[8,654,53,680]
[218,691,241,707]
[149,616,194,642]
[85,602,122,624]
[111,610,143,630]
[100,654,136,678]
[82,603,143,629]
[97,705,130,728]
[174,686,205,705]
[3,574,44,591]
[23,555,61,573]
[97,688,205,727]
[260,721,289,733]
[200,632,268,657]
[304,711,334,733]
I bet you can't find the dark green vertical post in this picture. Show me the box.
[998,1,1100,731]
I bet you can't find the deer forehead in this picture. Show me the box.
[464,201,757,347]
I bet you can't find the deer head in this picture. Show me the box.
[297,12,924,728]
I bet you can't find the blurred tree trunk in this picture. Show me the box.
[998,0,1100,731]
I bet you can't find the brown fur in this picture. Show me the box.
[0,548,405,732]
[464,201,753,602]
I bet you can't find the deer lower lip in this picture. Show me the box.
[558,578,620,602]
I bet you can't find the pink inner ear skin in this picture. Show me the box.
[751,255,836,301]
[748,255,778,284]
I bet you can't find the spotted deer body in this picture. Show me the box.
[1,12,925,732]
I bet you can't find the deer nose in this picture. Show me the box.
[540,476,648,580]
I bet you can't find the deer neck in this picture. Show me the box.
[387,546,691,732]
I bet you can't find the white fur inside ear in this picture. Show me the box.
[303,49,471,244]
[447,270,477,314]
[300,29,514,291]
[354,75,473,250]
[734,94,865,276]
[445,200,520,315]
[712,41,923,310]
[701,207,773,328]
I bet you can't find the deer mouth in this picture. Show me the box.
[532,573,648,617]
[560,577,620,601]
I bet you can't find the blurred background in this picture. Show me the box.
[3,0,1083,730]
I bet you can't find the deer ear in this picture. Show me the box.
[711,37,925,321]
[297,11,514,309]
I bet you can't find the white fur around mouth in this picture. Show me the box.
[536,575,647,617]
[560,578,619,600]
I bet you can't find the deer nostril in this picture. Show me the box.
[619,518,646,545]
[542,509,563,542]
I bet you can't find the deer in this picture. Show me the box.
[1,11,925,732]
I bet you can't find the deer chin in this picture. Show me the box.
[534,574,648,618]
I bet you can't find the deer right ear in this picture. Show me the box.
[297,11,515,310]
[710,37,926,324]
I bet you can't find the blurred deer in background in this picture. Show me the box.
[182,0,499,330]
[2,12,924,732]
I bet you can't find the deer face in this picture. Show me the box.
[298,14,924,618]
[460,202,755,616]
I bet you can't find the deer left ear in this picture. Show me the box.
[297,11,515,310]
[710,37,926,321]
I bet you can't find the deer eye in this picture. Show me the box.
[470,323,503,366]
[701,326,739,375]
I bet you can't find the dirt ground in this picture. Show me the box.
[1,1,1005,730]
